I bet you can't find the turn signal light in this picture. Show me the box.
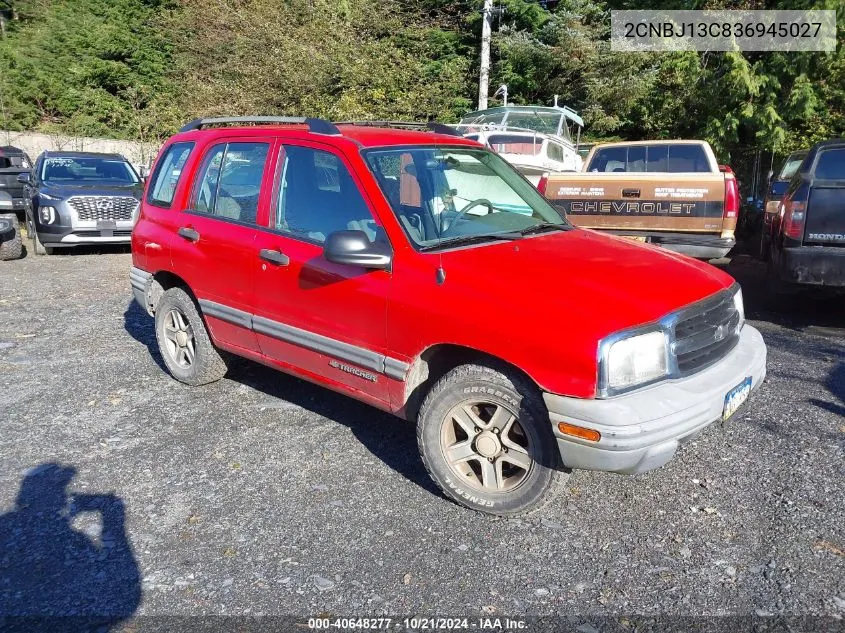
[557,422,601,442]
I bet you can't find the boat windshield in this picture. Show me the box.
[460,110,571,142]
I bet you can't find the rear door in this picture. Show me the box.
[549,143,727,236]
[173,138,276,354]
[804,144,845,247]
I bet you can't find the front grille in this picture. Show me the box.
[672,291,740,375]
[67,196,138,222]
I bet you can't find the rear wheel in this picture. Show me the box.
[0,214,22,260]
[417,363,565,516]
[154,287,228,386]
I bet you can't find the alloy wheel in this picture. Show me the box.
[440,400,533,493]
[161,308,196,369]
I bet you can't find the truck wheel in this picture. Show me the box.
[154,287,228,386]
[417,363,566,516]
[0,214,22,260]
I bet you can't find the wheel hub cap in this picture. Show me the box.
[176,331,189,347]
[474,432,501,458]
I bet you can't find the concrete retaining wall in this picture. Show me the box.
[0,130,161,169]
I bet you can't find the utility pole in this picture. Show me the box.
[477,0,493,111]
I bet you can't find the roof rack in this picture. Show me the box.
[179,116,341,136]
[335,120,464,138]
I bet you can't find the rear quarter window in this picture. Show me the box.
[813,147,845,180]
[147,142,194,208]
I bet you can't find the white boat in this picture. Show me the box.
[456,103,585,185]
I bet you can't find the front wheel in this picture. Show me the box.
[154,287,228,386]
[417,363,565,516]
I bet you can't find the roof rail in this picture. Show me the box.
[178,116,341,135]
[335,120,464,137]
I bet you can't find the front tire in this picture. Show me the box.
[154,287,228,386]
[417,363,566,516]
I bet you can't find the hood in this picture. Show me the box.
[437,228,733,339]
[41,182,142,199]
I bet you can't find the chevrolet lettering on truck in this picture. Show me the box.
[130,117,767,515]
[540,140,740,260]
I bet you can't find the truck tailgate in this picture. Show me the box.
[804,183,845,247]
[546,173,727,234]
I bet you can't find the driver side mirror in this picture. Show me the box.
[323,230,392,270]
[16,172,31,184]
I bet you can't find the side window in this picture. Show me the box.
[274,145,378,243]
[192,142,269,224]
[814,148,845,180]
[147,142,193,207]
[547,143,564,163]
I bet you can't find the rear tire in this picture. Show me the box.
[417,362,566,516]
[154,287,228,386]
[0,214,22,260]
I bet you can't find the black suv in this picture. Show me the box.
[768,139,845,288]
[20,151,143,255]
[0,146,33,215]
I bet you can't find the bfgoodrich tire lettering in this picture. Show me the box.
[417,363,566,516]
[155,287,228,386]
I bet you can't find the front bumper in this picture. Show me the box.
[776,246,845,287]
[544,325,767,475]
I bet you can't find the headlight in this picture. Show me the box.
[39,206,57,224]
[38,193,63,202]
[733,287,745,332]
[602,330,668,392]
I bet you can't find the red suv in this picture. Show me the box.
[131,117,767,515]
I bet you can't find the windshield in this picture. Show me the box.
[42,157,138,184]
[364,145,568,250]
[777,152,807,181]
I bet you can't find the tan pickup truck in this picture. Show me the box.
[539,140,739,259]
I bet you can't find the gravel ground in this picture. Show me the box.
[0,247,843,629]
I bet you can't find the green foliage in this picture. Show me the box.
[0,0,841,174]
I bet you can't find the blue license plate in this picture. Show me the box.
[723,377,752,421]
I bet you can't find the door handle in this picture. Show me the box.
[622,188,641,198]
[178,226,200,242]
[259,249,290,266]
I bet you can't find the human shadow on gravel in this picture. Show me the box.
[123,299,168,372]
[122,300,438,495]
[0,463,141,632]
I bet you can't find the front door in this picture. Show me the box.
[251,141,394,403]
[172,138,276,354]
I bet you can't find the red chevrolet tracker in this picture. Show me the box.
[131,117,767,515]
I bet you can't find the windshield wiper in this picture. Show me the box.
[518,222,568,236]
[420,231,522,251]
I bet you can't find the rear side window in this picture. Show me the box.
[148,142,193,208]
[191,142,269,224]
[814,148,845,180]
[589,144,710,173]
